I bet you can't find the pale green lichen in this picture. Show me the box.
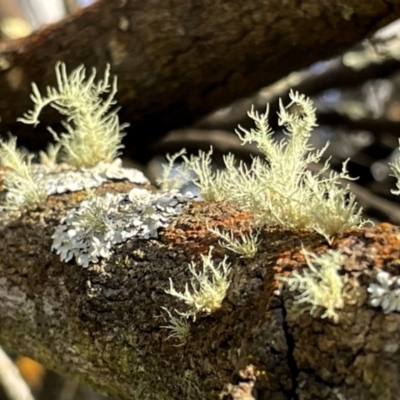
[160,307,191,347]
[0,137,47,210]
[52,188,193,268]
[277,247,345,322]
[157,149,192,191]
[207,225,260,258]
[38,142,62,166]
[184,91,365,243]
[19,62,128,168]
[165,248,231,320]
[0,62,144,210]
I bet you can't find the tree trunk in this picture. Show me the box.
[0,0,399,162]
[0,177,399,400]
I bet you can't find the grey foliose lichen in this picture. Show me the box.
[32,158,148,195]
[368,271,400,313]
[52,188,193,267]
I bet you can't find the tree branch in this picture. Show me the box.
[1,177,400,399]
[1,0,400,162]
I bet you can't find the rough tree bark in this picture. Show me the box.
[1,177,400,400]
[0,0,400,162]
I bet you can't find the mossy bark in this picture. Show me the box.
[0,0,400,162]
[1,180,400,399]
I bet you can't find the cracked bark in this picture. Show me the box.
[0,0,400,162]
[1,179,400,399]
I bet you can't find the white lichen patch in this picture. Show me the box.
[368,271,400,313]
[31,158,148,195]
[52,188,193,267]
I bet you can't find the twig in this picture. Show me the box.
[0,346,35,400]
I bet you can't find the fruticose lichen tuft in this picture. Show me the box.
[19,62,127,168]
[184,91,366,243]
[160,307,191,347]
[0,62,143,210]
[207,225,261,258]
[0,137,47,210]
[277,247,345,322]
[165,248,231,320]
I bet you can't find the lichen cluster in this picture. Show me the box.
[0,62,132,210]
[207,225,260,258]
[184,91,366,243]
[0,137,47,210]
[5,60,400,328]
[365,156,400,313]
[52,188,194,267]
